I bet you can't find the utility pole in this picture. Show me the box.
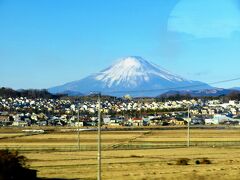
[187,106,190,147]
[97,93,102,180]
[77,104,80,150]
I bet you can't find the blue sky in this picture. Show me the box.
[1,0,240,89]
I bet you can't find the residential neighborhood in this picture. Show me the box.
[0,96,240,127]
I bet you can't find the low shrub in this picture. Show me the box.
[195,158,212,165]
[0,149,37,180]
[176,158,190,165]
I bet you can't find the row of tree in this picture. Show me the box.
[0,87,65,99]
[156,92,240,102]
[2,87,240,102]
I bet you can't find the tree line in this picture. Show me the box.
[156,91,240,102]
[0,87,65,99]
[1,87,240,102]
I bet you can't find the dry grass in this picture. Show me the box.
[0,133,25,138]
[0,128,240,179]
[22,147,240,180]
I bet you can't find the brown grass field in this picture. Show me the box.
[0,127,240,179]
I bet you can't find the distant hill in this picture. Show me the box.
[0,87,19,98]
[159,88,240,97]
[231,87,240,91]
[59,90,84,97]
[0,87,65,99]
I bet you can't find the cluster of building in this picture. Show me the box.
[0,96,240,127]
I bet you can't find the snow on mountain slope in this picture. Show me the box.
[49,56,211,97]
[95,56,187,88]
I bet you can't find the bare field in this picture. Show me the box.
[25,148,240,180]
[0,133,25,138]
[0,128,240,179]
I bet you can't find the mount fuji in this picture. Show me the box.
[49,56,211,97]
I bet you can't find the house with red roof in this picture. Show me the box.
[129,117,144,126]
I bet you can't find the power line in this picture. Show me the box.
[209,77,240,86]
[87,77,240,180]
[99,77,240,95]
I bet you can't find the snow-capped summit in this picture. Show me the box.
[95,56,186,88]
[49,56,211,97]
